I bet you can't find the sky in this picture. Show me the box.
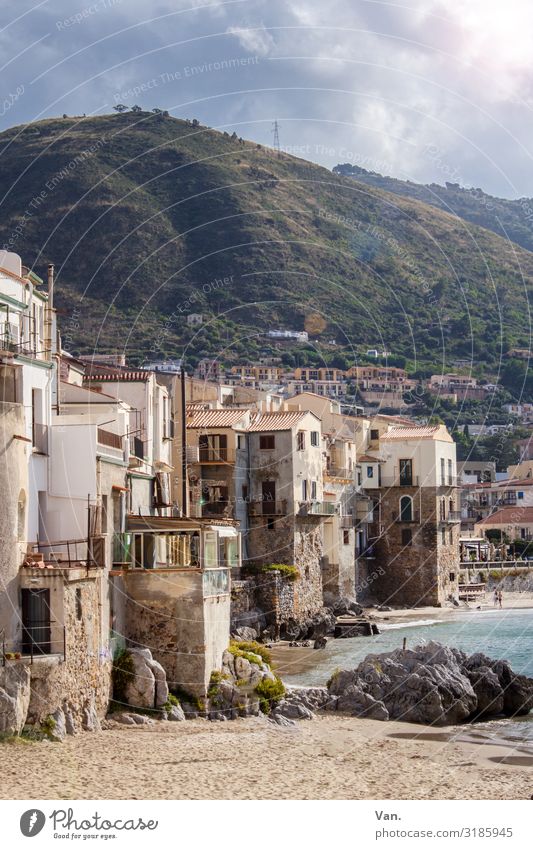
[1,0,533,198]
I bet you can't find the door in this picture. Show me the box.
[21,588,51,654]
[262,481,276,514]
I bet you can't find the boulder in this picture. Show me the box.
[232,626,258,642]
[326,641,533,726]
[49,708,67,741]
[167,704,186,722]
[313,636,327,649]
[124,648,169,709]
[0,663,31,735]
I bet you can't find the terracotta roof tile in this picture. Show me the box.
[186,409,250,428]
[248,411,317,431]
[477,507,533,525]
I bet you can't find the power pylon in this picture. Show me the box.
[272,120,281,157]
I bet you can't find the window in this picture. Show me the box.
[441,528,446,545]
[399,459,412,486]
[302,479,308,501]
[297,431,305,450]
[241,485,248,503]
[441,457,445,485]
[343,530,350,545]
[449,528,453,544]
[75,588,83,621]
[399,496,413,522]
[237,434,243,450]
[449,572,456,582]
[401,529,412,546]
[311,480,317,500]
[357,471,362,486]
[266,516,275,530]
[370,429,379,441]
[518,491,524,500]
[199,433,227,462]
[440,498,446,520]
[366,465,374,478]
[259,434,275,450]
[447,458,453,485]
[310,431,319,447]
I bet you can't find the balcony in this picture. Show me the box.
[248,499,288,517]
[324,466,353,480]
[340,515,354,529]
[381,475,419,488]
[299,500,337,517]
[129,435,145,461]
[97,428,125,461]
[441,510,462,523]
[201,501,234,519]
[198,447,235,464]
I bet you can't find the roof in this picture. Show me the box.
[464,478,533,490]
[186,409,249,428]
[248,410,319,432]
[380,425,453,443]
[84,371,150,382]
[357,454,384,463]
[476,507,533,526]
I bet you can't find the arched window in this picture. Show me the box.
[440,498,446,520]
[399,495,413,522]
[17,490,26,541]
[449,497,454,515]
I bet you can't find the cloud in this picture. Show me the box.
[0,0,531,198]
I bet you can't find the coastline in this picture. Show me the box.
[1,714,531,800]
[271,591,533,681]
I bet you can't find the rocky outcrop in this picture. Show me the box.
[124,648,169,710]
[281,608,336,641]
[206,648,279,720]
[326,642,533,725]
[0,663,31,735]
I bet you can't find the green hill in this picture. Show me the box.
[0,112,532,372]
[334,163,533,255]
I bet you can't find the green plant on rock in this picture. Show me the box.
[243,563,299,582]
[40,715,57,740]
[229,640,272,667]
[255,676,285,714]
[326,667,341,689]
[112,649,135,704]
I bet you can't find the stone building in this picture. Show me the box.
[358,424,460,606]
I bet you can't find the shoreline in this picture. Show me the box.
[1,714,531,800]
[270,592,533,682]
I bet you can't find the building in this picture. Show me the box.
[457,460,496,484]
[357,424,460,607]
[475,507,533,542]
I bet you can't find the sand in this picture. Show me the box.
[0,715,531,800]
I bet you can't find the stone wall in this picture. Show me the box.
[120,569,230,697]
[373,487,459,607]
[23,568,111,729]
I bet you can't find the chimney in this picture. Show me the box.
[47,263,54,309]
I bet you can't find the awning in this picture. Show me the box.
[209,525,238,537]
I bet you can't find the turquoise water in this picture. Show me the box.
[283,608,533,742]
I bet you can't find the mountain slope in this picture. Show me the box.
[0,112,532,371]
[334,163,533,256]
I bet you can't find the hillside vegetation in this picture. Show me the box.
[0,112,532,372]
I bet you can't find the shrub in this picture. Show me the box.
[326,668,341,689]
[228,644,263,666]
[230,640,272,667]
[112,650,135,704]
[255,676,285,714]
[242,563,299,582]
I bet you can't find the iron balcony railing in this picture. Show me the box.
[392,509,420,524]
[1,625,66,664]
[299,500,337,517]
[324,466,354,479]
[248,499,288,517]
[198,447,236,463]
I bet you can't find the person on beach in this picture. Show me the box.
[498,590,503,609]
[493,589,498,607]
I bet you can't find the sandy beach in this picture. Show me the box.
[0,714,531,801]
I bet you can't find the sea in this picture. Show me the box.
[282,607,533,748]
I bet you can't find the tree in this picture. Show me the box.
[131,105,143,113]
[113,104,128,113]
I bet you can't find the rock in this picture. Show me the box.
[63,704,77,736]
[272,700,314,720]
[181,702,199,719]
[0,663,31,735]
[110,713,136,725]
[167,704,186,721]
[328,596,364,617]
[82,696,101,732]
[269,713,297,727]
[314,636,327,649]
[326,641,533,726]
[124,648,169,709]
[232,626,258,642]
[49,708,67,741]
[465,667,504,718]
